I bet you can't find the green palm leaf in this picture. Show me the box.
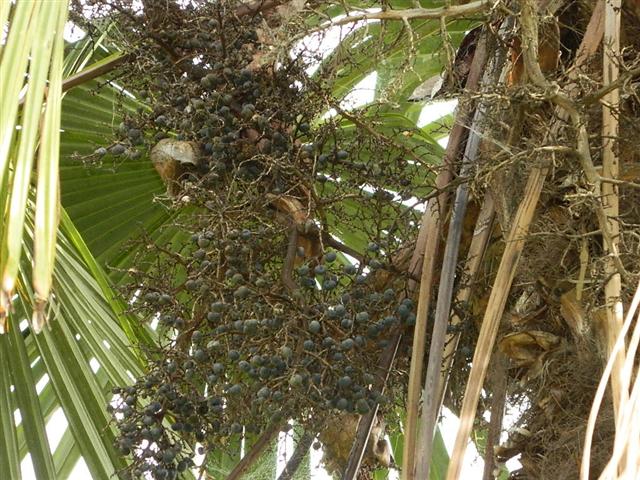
[0,1,488,478]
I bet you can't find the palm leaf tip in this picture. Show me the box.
[0,291,9,333]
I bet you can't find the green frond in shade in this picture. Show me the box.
[53,429,83,479]
[1,204,148,479]
[60,209,155,349]
[379,409,449,480]
[4,325,57,480]
[58,76,172,283]
[313,10,471,106]
[0,337,21,478]
[31,316,126,478]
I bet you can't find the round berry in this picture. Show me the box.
[324,251,337,263]
[308,320,321,334]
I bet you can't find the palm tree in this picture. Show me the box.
[1,1,639,480]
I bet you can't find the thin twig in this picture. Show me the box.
[306,1,494,35]
[323,234,364,263]
[582,65,640,106]
[282,225,299,293]
[235,0,284,18]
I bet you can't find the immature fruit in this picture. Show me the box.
[257,386,270,399]
[158,293,172,305]
[241,104,255,119]
[397,303,410,318]
[337,376,352,389]
[128,128,142,140]
[402,298,415,309]
[336,150,348,160]
[356,398,370,414]
[144,291,160,303]
[368,259,383,270]
[211,301,225,312]
[211,362,224,375]
[323,279,337,290]
[343,264,357,275]
[341,338,355,350]
[250,355,264,366]
[323,251,337,262]
[333,305,346,317]
[308,320,321,334]
[228,384,242,395]
[289,373,304,387]
[110,144,126,156]
[197,236,210,248]
[322,337,335,348]
[233,286,250,299]
[280,346,293,358]
[244,319,259,332]
[298,122,310,133]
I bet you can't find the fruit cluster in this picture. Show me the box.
[80,1,428,477]
[110,216,417,477]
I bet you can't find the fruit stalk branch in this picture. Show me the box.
[306,0,494,34]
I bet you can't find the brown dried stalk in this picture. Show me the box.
[414,28,501,480]
[445,3,606,478]
[400,31,490,480]
[600,0,626,421]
